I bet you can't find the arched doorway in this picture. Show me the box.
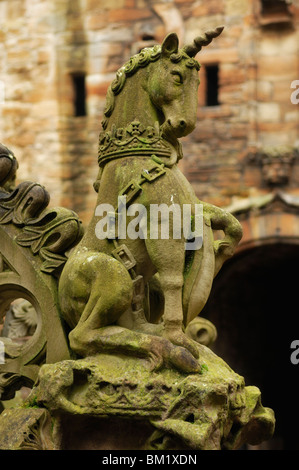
[202,205,299,449]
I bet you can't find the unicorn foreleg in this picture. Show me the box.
[160,275,199,359]
[145,237,199,360]
[203,203,243,276]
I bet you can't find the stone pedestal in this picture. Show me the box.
[0,342,275,450]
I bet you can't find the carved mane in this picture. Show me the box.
[101,26,224,131]
[101,45,200,130]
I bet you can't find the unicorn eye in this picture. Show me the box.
[171,71,183,84]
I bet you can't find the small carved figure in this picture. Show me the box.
[58,28,242,373]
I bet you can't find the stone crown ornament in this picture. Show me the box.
[98,120,173,167]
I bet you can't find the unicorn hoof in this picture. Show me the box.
[169,346,201,374]
[163,329,200,360]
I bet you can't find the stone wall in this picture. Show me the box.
[0,0,298,224]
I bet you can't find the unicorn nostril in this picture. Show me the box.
[166,119,187,131]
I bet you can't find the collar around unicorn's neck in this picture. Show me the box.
[98,120,183,168]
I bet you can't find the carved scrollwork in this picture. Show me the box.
[0,144,82,401]
[15,206,84,275]
[0,372,30,400]
[0,181,50,225]
[0,145,84,276]
[185,317,218,347]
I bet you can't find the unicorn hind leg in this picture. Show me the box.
[58,250,133,356]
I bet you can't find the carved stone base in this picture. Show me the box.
[0,342,274,451]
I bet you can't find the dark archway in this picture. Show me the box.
[201,242,299,450]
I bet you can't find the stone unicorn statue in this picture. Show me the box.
[58,27,242,373]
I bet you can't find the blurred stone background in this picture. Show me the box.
[0,0,298,223]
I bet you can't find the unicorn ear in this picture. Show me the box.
[161,33,179,57]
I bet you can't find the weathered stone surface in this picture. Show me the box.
[57,30,243,379]
[23,341,274,450]
[0,407,55,450]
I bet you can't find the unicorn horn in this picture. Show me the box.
[183,25,224,57]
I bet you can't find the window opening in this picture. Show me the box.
[205,65,219,107]
[72,73,86,117]
[260,0,293,25]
